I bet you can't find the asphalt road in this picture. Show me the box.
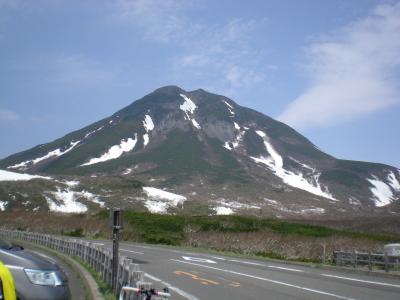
[93,240,400,300]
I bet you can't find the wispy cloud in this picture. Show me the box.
[278,2,400,129]
[113,1,267,94]
[0,109,20,121]
[114,0,199,43]
[175,18,265,93]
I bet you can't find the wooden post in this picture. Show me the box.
[322,243,326,264]
[353,250,357,269]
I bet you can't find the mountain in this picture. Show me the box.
[1,86,400,217]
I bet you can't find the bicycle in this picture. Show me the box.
[119,286,171,300]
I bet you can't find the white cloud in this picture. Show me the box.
[0,109,20,121]
[278,2,400,129]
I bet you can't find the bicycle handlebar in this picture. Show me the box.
[119,286,171,299]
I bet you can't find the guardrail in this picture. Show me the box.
[333,250,400,272]
[0,229,164,299]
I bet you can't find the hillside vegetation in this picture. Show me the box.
[1,211,399,262]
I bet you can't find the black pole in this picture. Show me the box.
[112,227,119,292]
[110,208,123,292]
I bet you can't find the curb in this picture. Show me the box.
[16,241,104,300]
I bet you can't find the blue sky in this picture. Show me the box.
[1,0,399,167]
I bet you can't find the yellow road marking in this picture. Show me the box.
[229,281,241,288]
[174,271,219,286]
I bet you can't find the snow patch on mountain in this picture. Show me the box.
[81,134,138,166]
[180,94,197,114]
[63,180,80,187]
[46,188,88,213]
[84,126,104,139]
[349,197,361,205]
[387,171,400,192]
[180,94,201,129]
[367,176,396,207]
[288,156,315,171]
[214,206,234,215]
[122,168,132,175]
[223,129,245,151]
[8,141,80,170]
[143,114,154,132]
[45,188,105,213]
[223,100,235,116]
[142,115,155,147]
[301,207,325,214]
[251,130,335,200]
[0,201,7,211]
[191,119,201,129]
[143,134,150,147]
[234,122,240,130]
[0,169,51,181]
[78,190,105,208]
[213,199,260,215]
[142,187,186,214]
[263,198,325,215]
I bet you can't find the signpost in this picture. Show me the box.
[110,208,123,292]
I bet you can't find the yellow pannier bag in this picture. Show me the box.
[0,261,16,300]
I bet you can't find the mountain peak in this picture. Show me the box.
[152,85,185,95]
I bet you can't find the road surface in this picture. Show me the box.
[92,240,400,300]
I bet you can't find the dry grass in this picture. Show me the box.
[1,211,398,262]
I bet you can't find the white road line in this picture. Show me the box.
[229,259,265,266]
[144,272,200,300]
[321,274,400,288]
[209,256,227,261]
[170,259,356,300]
[120,249,144,255]
[93,242,104,246]
[267,266,304,272]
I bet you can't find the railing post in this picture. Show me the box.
[368,252,372,271]
[384,254,389,273]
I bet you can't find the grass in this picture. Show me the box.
[96,210,400,246]
[74,256,115,300]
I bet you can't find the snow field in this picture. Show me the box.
[8,141,80,170]
[223,124,245,151]
[45,187,105,213]
[142,114,155,147]
[223,100,235,116]
[0,169,51,181]
[179,94,201,129]
[251,130,335,200]
[367,176,396,207]
[387,171,400,192]
[142,187,187,214]
[81,134,138,166]
[213,199,260,215]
